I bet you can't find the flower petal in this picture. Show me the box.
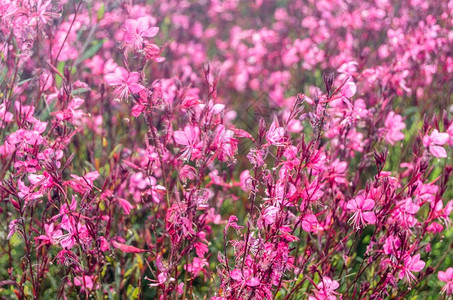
[430,145,447,158]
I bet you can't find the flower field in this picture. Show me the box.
[0,0,453,299]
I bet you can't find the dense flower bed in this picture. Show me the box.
[0,0,452,299]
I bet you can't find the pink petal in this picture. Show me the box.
[246,277,260,287]
[432,132,449,145]
[438,270,448,282]
[346,199,358,210]
[117,67,129,80]
[143,27,159,37]
[124,20,136,33]
[446,268,453,280]
[136,17,150,32]
[118,198,133,215]
[362,199,375,210]
[127,72,140,83]
[341,82,357,98]
[104,73,123,85]
[131,104,145,117]
[174,131,189,145]
[112,241,147,253]
[411,259,425,272]
[230,269,242,281]
[184,125,199,143]
[128,83,145,93]
[430,145,447,158]
[363,211,376,224]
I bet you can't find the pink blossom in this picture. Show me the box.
[17,179,43,203]
[104,67,145,99]
[7,219,20,240]
[301,214,323,233]
[68,171,99,194]
[423,129,449,158]
[0,103,13,126]
[383,235,401,256]
[112,241,148,253]
[117,198,133,215]
[35,223,63,247]
[263,206,279,225]
[341,81,357,98]
[174,125,202,160]
[143,41,165,62]
[383,112,406,145]
[309,276,340,300]
[230,269,261,287]
[438,268,453,295]
[212,125,238,161]
[266,119,285,146]
[184,257,208,278]
[398,253,425,283]
[346,194,376,229]
[239,170,253,192]
[74,275,97,291]
[123,17,159,49]
[179,165,197,182]
[225,215,243,233]
[247,148,266,166]
[392,198,420,228]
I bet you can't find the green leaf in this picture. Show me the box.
[71,88,90,96]
[79,40,105,63]
[123,265,137,279]
[17,78,33,86]
[132,287,140,298]
[97,3,105,21]
[55,61,65,87]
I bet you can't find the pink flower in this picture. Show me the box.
[266,119,285,146]
[262,206,279,225]
[309,276,339,300]
[398,253,425,283]
[301,214,323,233]
[438,268,453,295]
[184,257,208,277]
[225,215,243,233]
[230,269,260,287]
[179,165,197,182]
[423,129,449,158]
[0,103,13,127]
[383,235,401,256]
[195,241,208,258]
[212,125,238,162]
[123,17,159,49]
[383,112,406,145]
[173,125,202,160]
[35,223,63,247]
[239,170,253,192]
[117,198,133,215]
[392,198,420,228]
[104,67,144,100]
[7,219,20,240]
[341,81,357,98]
[74,275,97,291]
[346,194,376,229]
[112,241,147,253]
[143,41,165,62]
[99,236,110,252]
[247,148,266,167]
[68,171,99,194]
